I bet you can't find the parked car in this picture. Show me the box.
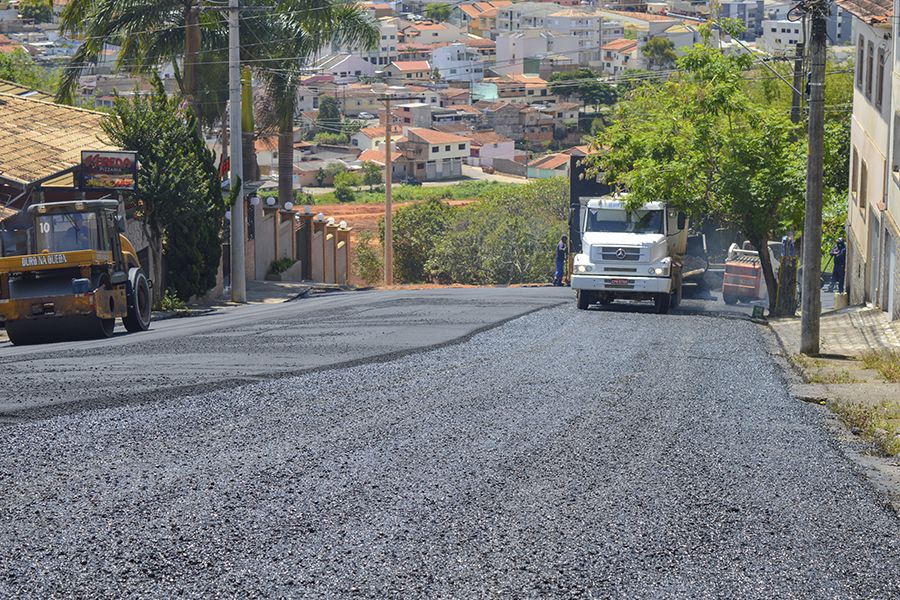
[358,112,376,119]
[402,177,422,186]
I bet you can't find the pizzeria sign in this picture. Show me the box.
[79,151,138,192]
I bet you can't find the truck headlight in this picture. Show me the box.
[649,266,669,276]
[576,265,592,273]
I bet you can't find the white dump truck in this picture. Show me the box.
[570,195,688,314]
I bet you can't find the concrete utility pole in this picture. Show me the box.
[800,2,827,355]
[790,42,805,125]
[383,94,394,287]
[228,0,246,302]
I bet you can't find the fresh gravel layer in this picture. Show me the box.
[1,307,898,598]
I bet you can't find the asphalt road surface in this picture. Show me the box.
[1,288,898,598]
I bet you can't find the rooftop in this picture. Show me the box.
[528,153,569,170]
[390,60,431,72]
[602,38,638,52]
[0,94,118,188]
[834,0,892,23]
[406,127,471,144]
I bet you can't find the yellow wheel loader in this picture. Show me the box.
[0,200,152,345]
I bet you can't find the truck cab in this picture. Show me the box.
[570,196,688,314]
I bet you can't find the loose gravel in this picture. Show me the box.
[0,306,898,598]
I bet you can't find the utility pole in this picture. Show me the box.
[383,93,394,287]
[228,0,246,302]
[790,42,805,125]
[800,2,827,355]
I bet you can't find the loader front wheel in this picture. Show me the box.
[123,269,151,333]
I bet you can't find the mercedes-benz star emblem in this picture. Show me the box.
[615,248,627,259]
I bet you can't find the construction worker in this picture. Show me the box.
[828,238,846,294]
[553,235,567,286]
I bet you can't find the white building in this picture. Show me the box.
[311,54,376,84]
[838,0,896,316]
[545,9,603,64]
[494,29,580,76]
[432,43,485,82]
[496,3,561,35]
[600,38,637,75]
[758,19,803,54]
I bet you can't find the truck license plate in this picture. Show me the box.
[609,278,629,286]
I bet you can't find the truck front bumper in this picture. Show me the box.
[571,274,672,294]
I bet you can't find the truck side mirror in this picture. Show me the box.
[115,216,126,233]
[677,212,687,230]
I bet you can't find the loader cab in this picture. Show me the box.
[29,200,124,265]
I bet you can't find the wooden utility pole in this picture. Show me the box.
[790,42,805,125]
[800,2,827,355]
[383,94,394,287]
[228,0,246,302]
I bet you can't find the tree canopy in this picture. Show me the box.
[424,3,452,22]
[101,76,226,301]
[19,0,53,23]
[642,37,677,70]
[589,39,806,313]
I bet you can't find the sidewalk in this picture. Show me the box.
[769,305,900,357]
[769,305,900,458]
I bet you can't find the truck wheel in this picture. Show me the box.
[654,293,670,314]
[576,290,591,310]
[123,269,152,333]
[723,294,738,305]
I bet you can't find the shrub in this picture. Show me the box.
[390,198,454,283]
[355,231,383,285]
[268,257,296,276]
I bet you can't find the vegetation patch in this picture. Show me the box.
[315,180,511,205]
[860,350,900,383]
[830,399,900,457]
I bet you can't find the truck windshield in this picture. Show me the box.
[35,212,100,253]
[585,208,664,234]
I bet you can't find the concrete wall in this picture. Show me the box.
[493,157,527,177]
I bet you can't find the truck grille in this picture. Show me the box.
[592,246,642,262]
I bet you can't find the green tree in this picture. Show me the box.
[20,0,53,23]
[316,95,342,132]
[314,132,350,145]
[252,0,376,212]
[355,231,383,284]
[591,39,806,315]
[361,161,382,190]
[424,3,452,22]
[101,75,226,302]
[426,178,568,284]
[642,37,677,71]
[57,0,210,109]
[0,49,58,92]
[548,69,616,110]
[389,198,455,282]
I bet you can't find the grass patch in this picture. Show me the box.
[807,370,860,384]
[860,350,900,382]
[830,399,900,456]
[314,180,514,205]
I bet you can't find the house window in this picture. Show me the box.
[860,159,868,212]
[458,144,465,150]
[852,146,859,196]
[445,145,451,151]
[866,41,874,99]
[857,35,865,89]
[876,47,886,110]
[432,146,439,152]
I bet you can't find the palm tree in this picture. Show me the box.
[56,0,217,109]
[250,1,377,208]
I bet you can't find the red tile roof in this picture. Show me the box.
[528,153,570,170]
[835,0,892,23]
[359,147,402,165]
[390,60,431,72]
[602,38,638,53]
[406,127,471,144]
